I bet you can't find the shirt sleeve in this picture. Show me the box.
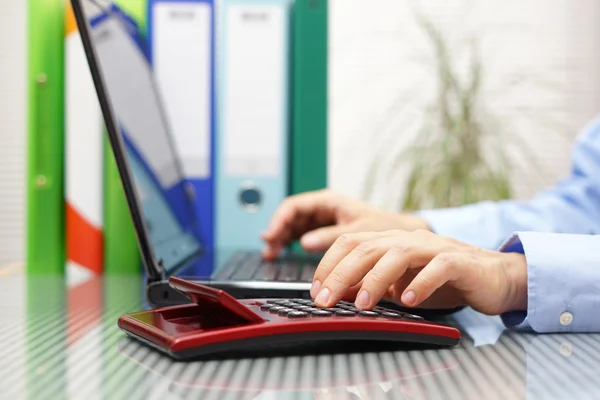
[415,115,600,250]
[497,231,600,333]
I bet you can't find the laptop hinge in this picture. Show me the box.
[146,258,166,284]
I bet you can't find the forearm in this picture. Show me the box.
[499,232,600,333]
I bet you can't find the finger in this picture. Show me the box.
[310,231,383,299]
[355,230,441,309]
[316,235,399,307]
[261,242,283,260]
[384,270,418,301]
[341,279,364,301]
[353,245,413,309]
[261,210,315,260]
[299,224,352,252]
[401,253,460,307]
[262,190,335,240]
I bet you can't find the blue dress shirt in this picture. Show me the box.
[417,115,600,333]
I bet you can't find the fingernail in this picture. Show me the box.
[301,233,321,248]
[315,287,330,306]
[310,280,321,298]
[402,290,416,305]
[355,290,370,309]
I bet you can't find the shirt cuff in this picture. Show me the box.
[498,231,600,333]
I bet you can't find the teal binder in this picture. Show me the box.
[216,0,293,250]
[290,0,328,252]
[291,0,328,195]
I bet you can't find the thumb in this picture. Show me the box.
[299,225,352,252]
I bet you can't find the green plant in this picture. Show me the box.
[361,10,567,211]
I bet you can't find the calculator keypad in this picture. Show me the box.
[255,299,424,321]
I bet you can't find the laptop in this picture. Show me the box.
[71,0,321,307]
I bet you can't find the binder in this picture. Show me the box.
[289,0,328,252]
[27,0,66,274]
[64,7,104,393]
[148,0,215,257]
[114,0,148,33]
[65,3,104,278]
[291,0,328,195]
[104,135,142,275]
[217,0,292,250]
[92,4,203,269]
[105,0,145,275]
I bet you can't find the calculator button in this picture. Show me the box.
[269,306,285,313]
[358,310,379,317]
[267,300,278,304]
[381,311,404,318]
[404,314,424,321]
[296,306,313,311]
[311,310,332,317]
[324,307,342,312]
[293,299,309,304]
[335,310,356,317]
[260,304,274,311]
[287,311,309,318]
[277,308,294,316]
[274,300,295,306]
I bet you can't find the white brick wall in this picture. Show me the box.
[0,0,26,266]
[328,0,600,210]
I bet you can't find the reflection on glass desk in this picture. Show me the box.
[1,272,599,400]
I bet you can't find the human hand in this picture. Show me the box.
[261,189,430,259]
[310,229,528,316]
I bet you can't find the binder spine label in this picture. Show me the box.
[223,5,286,177]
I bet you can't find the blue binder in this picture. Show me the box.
[147,0,216,255]
[216,0,292,250]
[89,3,203,270]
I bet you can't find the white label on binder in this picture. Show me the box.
[154,2,212,179]
[224,5,285,177]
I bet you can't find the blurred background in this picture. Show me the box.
[1,0,600,269]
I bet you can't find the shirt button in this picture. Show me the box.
[559,312,573,326]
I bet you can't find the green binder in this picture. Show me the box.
[27,0,66,274]
[103,136,141,275]
[291,0,328,195]
[114,0,147,32]
[103,1,145,275]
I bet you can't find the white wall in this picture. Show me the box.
[0,0,26,267]
[328,0,600,210]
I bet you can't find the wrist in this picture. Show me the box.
[502,252,528,312]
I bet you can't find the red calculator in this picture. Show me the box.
[118,277,461,359]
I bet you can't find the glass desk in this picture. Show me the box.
[1,272,599,399]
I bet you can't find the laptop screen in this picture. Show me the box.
[76,0,202,273]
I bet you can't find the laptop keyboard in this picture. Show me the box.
[213,251,319,282]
